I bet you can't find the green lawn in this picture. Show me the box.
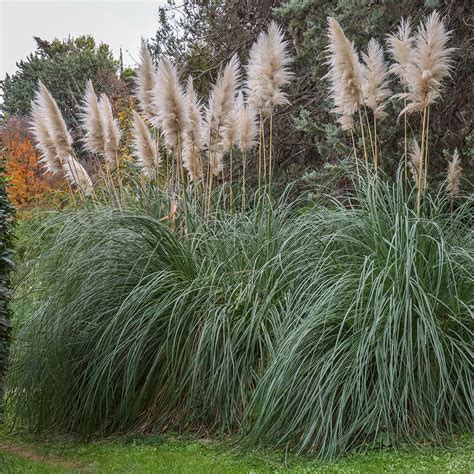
[0,432,472,473]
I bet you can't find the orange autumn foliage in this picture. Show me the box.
[1,117,59,208]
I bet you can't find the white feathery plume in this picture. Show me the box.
[183,76,204,181]
[386,18,415,86]
[400,11,453,114]
[236,92,258,152]
[183,143,203,182]
[408,139,425,189]
[209,151,224,176]
[339,114,355,131]
[325,17,365,130]
[131,111,159,179]
[32,81,73,165]
[361,39,391,119]
[62,155,93,196]
[98,94,121,169]
[151,57,188,149]
[30,100,62,174]
[80,80,105,155]
[221,100,239,153]
[446,148,462,198]
[36,82,73,159]
[135,44,157,121]
[184,76,205,150]
[205,54,240,175]
[246,21,292,113]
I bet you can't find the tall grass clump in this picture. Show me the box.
[247,177,473,457]
[8,11,473,460]
[8,190,322,434]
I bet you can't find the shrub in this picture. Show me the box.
[8,189,319,434]
[8,179,473,458]
[0,158,15,422]
[247,178,473,457]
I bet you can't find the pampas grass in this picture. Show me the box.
[31,81,73,170]
[30,81,88,198]
[446,148,462,199]
[361,38,391,170]
[9,180,473,458]
[30,100,62,175]
[80,82,121,188]
[400,11,453,115]
[397,12,454,213]
[246,21,292,184]
[408,139,424,190]
[247,178,473,458]
[182,76,204,182]
[221,105,238,154]
[325,18,367,175]
[131,111,160,180]
[246,21,292,113]
[152,58,188,151]
[237,92,258,153]
[326,12,454,197]
[325,18,364,127]
[135,44,157,121]
[237,91,257,208]
[62,155,93,197]
[80,80,105,156]
[12,15,473,462]
[387,19,414,86]
[152,57,188,205]
[98,94,121,171]
[204,54,240,216]
[205,54,240,168]
[387,18,414,185]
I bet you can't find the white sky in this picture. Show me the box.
[0,0,164,78]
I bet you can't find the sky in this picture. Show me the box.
[0,0,165,78]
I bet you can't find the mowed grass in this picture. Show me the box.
[0,432,472,473]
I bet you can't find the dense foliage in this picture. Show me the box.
[9,179,473,457]
[151,0,473,188]
[0,117,57,208]
[0,157,15,422]
[0,36,120,130]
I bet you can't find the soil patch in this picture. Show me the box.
[0,441,82,470]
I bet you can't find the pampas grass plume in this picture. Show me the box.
[246,21,292,112]
[206,54,240,175]
[387,18,414,85]
[132,111,159,179]
[206,54,240,144]
[152,58,188,149]
[325,17,364,129]
[183,76,204,181]
[221,106,239,152]
[99,94,121,169]
[237,92,258,152]
[63,155,93,196]
[135,44,157,121]
[31,81,73,169]
[400,11,453,113]
[362,39,391,118]
[408,139,425,189]
[30,100,62,174]
[447,148,462,198]
[80,80,105,155]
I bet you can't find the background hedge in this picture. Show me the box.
[0,157,15,422]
